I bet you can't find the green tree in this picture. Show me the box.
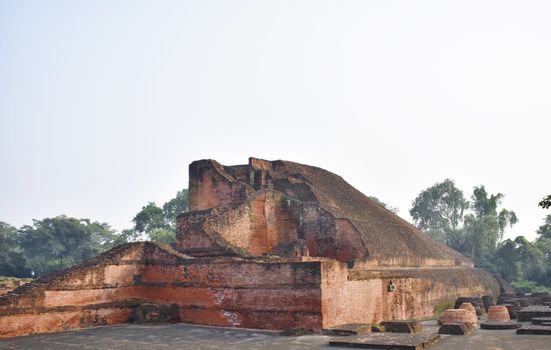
[150,228,177,245]
[537,215,551,239]
[460,186,518,263]
[18,216,118,277]
[514,236,545,282]
[133,202,168,235]
[460,186,518,264]
[470,186,518,238]
[126,189,189,244]
[409,179,468,247]
[0,222,29,277]
[409,181,517,266]
[163,189,189,223]
[540,195,551,209]
[493,239,521,281]
[534,215,551,286]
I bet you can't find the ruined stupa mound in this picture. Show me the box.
[174,157,472,267]
[0,157,498,338]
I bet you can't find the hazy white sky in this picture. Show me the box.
[1,0,549,240]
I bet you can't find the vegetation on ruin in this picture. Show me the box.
[410,180,551,293]
[433,300,455,315]
[369,196,399,214]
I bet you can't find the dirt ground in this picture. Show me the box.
[0,320,550,350]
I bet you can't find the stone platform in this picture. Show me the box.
[517,325,551,335]
[2,321,551,350]
[480,321,521,330]
[328,332,441,350]
[517,306,551,322]
[531,317,551,325]
[323,323,372,336]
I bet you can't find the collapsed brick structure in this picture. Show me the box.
[0,158,499,338]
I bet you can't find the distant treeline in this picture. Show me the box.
[0,189,188,278]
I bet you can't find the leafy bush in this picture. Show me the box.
[510,279,551,294]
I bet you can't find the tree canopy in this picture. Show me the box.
[540,195,551,209]
[409,179,468,247]
[18,216,118,276]
[124,189,189,244]
[0,222,29,277]
[0,189,189,278]
[410,181,517,265]
[410,180,551,292]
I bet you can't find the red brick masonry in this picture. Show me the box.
[0,158,499,338]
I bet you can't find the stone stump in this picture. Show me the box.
[454,297,485,316]
[459,303,477,317]
[487,306,510,322]
[438,309,477,325]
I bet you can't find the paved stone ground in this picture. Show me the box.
[1,321,551,350]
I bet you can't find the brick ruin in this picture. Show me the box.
[0,157,499,338]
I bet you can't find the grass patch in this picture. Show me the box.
[434,300,454,315]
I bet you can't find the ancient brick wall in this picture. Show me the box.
[180,159,371,263]
[137,259,323,330]
[352,257,473,269]
[188,160,254,211]
[317,261,499,328]
[0,241,500,338]
[301,204,369,263]
[0,243,149,338]
[0,158,503,338]
[347,267,499,322]
[0,243,327,338]
[320,260,381,328]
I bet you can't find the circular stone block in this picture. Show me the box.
[459,303,477,317]
[438,309,478,325]
[487,305,510,322]
[454,297,485,316]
